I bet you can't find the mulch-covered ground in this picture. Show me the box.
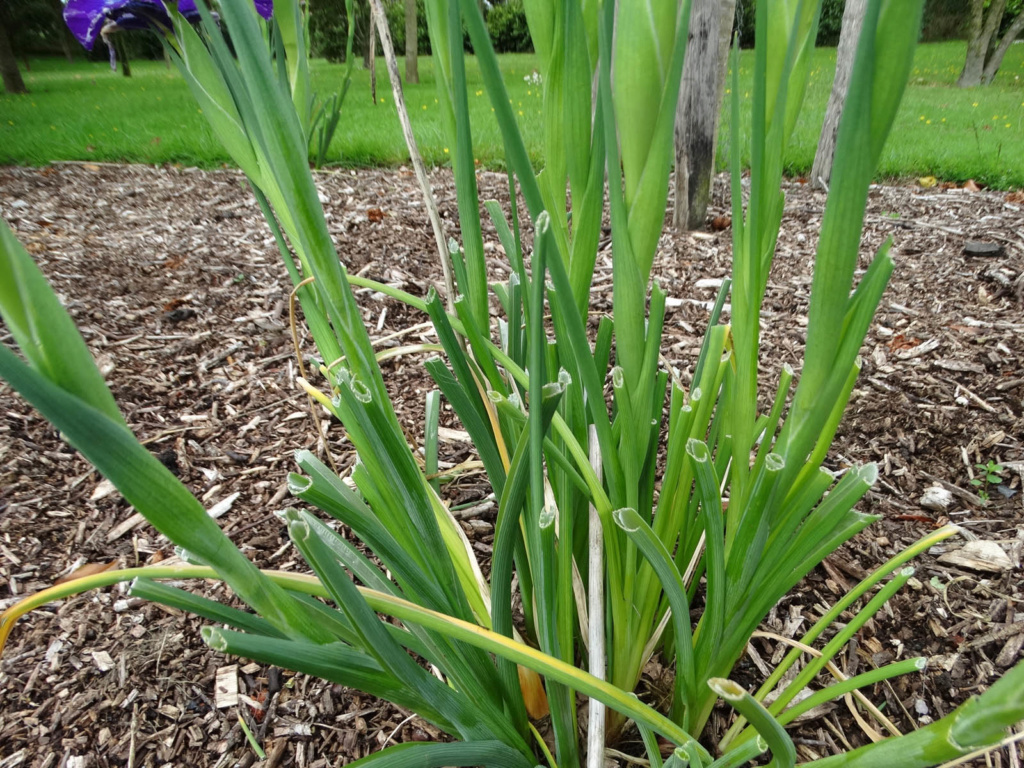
[0,163,1022,768]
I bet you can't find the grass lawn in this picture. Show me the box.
[1,42,1022,187]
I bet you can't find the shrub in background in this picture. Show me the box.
[736,0,847,47]
[487,0,532,53]
[816,0,846,46]
[310,0,431,62]
[309,0,353,61]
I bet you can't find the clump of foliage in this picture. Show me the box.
[486,0,532,53]
[1,1,1023,766]
[816,0,848,45]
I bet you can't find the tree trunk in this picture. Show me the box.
[981,11,1024,85]
[810,0,868,190]
[672,0,735,231]
[369,10,377,103]
[404,0,418,84]
[0,15,27,94]
[363,5,373,68]
[957,0,987,87]
[59,31,75,64]
[116,36,132,78]
[957,0,1003,87]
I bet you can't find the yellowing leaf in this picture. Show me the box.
[918,176,938,188]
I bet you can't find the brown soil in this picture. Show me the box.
[0,163,1022,767]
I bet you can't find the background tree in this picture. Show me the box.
[404,0,417,83]
[958,0,1024,86]
[810,0,867,190]
[0,1,27,94]
[673,0,735,231]
[3,0,77,67]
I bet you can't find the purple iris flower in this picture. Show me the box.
[63,0,273,52]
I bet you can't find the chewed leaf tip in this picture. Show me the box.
[707,677,744,700]
[201,625,228,651]
[611,366,625,388]
[612,507,639,532]
[686,438,710,462]
[286,473,312,495]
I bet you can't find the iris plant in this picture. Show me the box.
[1,0,1023,765]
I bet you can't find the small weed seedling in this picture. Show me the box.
[971,460,1005,501]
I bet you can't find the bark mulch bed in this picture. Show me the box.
[0,163,1022,768]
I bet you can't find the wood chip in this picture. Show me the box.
[894,337,941,360]
[90,478,118,501]
[437,426,471,443]
[91,650,115,672]
[274,723,313,737]
[106,512,145,542]
[3,164,1023,765]
[964,241,1005,257]
[107,492,240,542]
[938,540,1014,573]
[919,485,954,512]
[695,277,724,289]
[932,359,985,374]
[995,632,1024,667]
[214,665,239,709]
[207,492,240,520]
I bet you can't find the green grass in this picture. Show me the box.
[0,53,544,169]
[1,42,1022,187]
[719,40,1024,188]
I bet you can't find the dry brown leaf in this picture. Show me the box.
[963,179,981,192]
[367,207,386,222]
[54,561,119,586]
[888,333,921,351]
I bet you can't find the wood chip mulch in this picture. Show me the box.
[0,163,1021,767]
